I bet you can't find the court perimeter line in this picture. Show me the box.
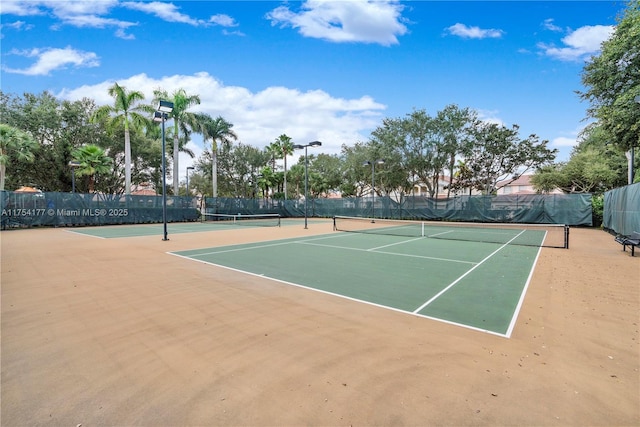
[166,250,509,338]
[64,229,107,239]
[504,245,543,338]
[412,229,527,314]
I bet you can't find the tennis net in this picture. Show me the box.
[333,216,569,249]
[202,213,281,227]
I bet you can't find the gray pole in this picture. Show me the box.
[371,162,375,222]
[161,115,168,241]
[304,146,309,229]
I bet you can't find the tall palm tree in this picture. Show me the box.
[265,142,279,170]
[153,88,201,194]
[271,134,294,199]
[0,124,38,190]
[92,83,148,195]
[194,113,238,198]
[71,144,112,193]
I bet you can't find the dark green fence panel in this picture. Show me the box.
[1,191,592,229]
[1,191,199,228]
[203,193,592,226]
[603,182,640,236]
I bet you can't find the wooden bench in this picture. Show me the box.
[615,232,640,256]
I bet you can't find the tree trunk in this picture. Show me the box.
[124,128,131,195]
[212,143,218,198]
[0,159,5,191]
[283,154,287,200]
[173,134,179,195]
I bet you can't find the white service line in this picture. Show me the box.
[367,236,424,251]
[296,240,477,265]
[412,229,527,314]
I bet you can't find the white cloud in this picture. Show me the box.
[0,0,137,37]
[2,46,99,75]
[57,72,387,178]
[0,0,47,16]
[121,1,203,26]
[552,136,577,147]
[538,24,613,61]
[265,0,408,46]
[209,14,237,27]
[542,18,563,32]
[476,110,505,127]
[446,23,504,39]
[0,19,34,38]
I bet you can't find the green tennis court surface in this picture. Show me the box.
[171,232,543,337]
[65,217,317,238]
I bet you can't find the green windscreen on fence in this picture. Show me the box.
[603,182,640,236]
[0,191,199,228]
[1,191,592,228]
[205,193,592,226]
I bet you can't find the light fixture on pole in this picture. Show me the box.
[68,161,80,193]
[154,100,174,241]
[293,141,322,229]
[186,166,194,196]
[363,159,385,222]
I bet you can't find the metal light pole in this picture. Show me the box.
[154,100,174,241]
[630,95,640,185]
[363,159,385,221]
[68,161,80,193]
[186,166,194,196]
[293,141,322,229]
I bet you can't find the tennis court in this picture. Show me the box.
[171,219,548,337]
[66,213,295,238]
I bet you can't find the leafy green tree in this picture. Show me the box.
[0,124,38,190]
[530,164,568,194]
[532,127,628,193]
[340,142,377,197]
[288,163,305,198]
[337,145,364,197]
[92,83,148,194]
[71,144,112,193]
[435,104,477,197]
[580,0,640,183]
[1,92,108,192]
[371,111,446,198]
[460,123,556,194]
[560,148,619,193]
[307,153,342,197]
[153,88,201,194]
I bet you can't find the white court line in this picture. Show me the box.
[64,229,107,239]
[166,250,509,338]
[412,229,527,314]
[296,241,477,265]
[504,244,543,338]
[368,236,424,251]
[184,232,352,257]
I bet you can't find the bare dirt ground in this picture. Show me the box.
[1,223,638,426]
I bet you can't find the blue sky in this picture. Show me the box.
[0,0,625,180]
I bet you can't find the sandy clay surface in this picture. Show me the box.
[1,222,638,426]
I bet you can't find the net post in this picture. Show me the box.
[333,216,337,231]
[421,222,425,237]
[564,225,570,249]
